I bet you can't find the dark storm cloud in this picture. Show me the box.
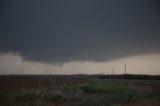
[0,0,160,63]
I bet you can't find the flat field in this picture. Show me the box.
[0,75,160,106]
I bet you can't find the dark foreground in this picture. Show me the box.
[0,75,160,106]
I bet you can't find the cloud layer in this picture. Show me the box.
[0,0,160,63]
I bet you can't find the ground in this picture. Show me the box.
[0,76,160,106]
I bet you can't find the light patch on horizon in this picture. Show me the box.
[0,53,60,74]
[0,53,160,75]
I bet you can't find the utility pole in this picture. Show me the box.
[125,64,126,75]
[112,69,114,75]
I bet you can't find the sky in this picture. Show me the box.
[0,0,160,75]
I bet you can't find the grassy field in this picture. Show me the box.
[0,77,160,106]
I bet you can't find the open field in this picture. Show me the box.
[0,75,160,106]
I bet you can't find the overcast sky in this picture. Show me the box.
[0,0,160,74]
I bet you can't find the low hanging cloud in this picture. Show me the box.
[0,0,160,63]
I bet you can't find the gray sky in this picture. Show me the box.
[0,0,160,74]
